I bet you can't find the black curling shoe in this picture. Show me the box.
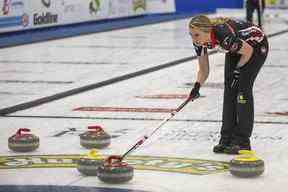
[224,141,251,154]
[213,137,231,153]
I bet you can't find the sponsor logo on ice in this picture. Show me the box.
[0,154,229,175]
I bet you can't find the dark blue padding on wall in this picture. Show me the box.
[175,0,216,13]
[175,0,243,13]
[216,0,243,8]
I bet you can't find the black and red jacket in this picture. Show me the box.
[194,19,265,56]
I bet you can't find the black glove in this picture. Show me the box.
[231,68,240,89]
[189,82,201,100]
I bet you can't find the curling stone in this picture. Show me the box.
[80,125,111,149]
[229,150,265,178]
[98,155,134,184]
[8,128,39,152]
[77,149,104,176]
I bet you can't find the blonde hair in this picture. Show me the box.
[189,15,229,33]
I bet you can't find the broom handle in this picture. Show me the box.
[120,96,194,160]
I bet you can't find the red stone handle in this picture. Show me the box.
[16,128,31,135]
[15,128,31,139]
[88,125,103,133]
[107,155,121,164]
[105,155,127,167]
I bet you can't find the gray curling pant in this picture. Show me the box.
[220,38,268,143]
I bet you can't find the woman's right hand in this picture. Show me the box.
[189,82,201,99]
